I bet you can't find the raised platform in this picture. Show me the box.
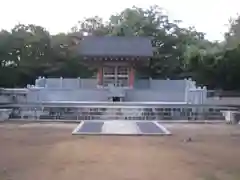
[72,120,171,136]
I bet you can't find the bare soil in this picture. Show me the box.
[0,122,240,180]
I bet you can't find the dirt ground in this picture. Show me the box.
[0,122,240,180]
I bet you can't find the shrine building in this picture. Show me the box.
[78,36,153,88]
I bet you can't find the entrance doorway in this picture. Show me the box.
[112,97,121,102]
[103,66,129,87]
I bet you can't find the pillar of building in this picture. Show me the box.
[129,67,135,88]
[97,67,103,86]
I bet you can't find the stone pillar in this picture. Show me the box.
[97,67,103,86]
[129,67,135,88]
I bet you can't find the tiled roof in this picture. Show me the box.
[77,36,153,57]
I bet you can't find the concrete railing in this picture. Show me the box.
[4,102,236,121]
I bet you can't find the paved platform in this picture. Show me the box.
[72,120,171,135]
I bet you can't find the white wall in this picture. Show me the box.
[27,89,109,102]
[126,90,185,102]
[34,77,97,89]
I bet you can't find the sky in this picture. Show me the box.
[0,0,239,41]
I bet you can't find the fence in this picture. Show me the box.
[2,101,236,121]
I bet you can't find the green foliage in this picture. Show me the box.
[0,5,240,90]
[225,15,240,48]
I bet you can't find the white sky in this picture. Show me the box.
[0,0,239,41]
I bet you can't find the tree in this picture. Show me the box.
[10,24,51,86]
[47,33,93,78]
[0,30,20,87]
[225,15,240,49]
[71,16,111,36]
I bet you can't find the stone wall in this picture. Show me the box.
[125,90,185,102]
[0,77,207,103]
[27,89,109,102]
[34,77,97,89]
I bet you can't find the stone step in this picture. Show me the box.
[102,121,139,134]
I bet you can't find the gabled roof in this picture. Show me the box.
[77,36,153,57]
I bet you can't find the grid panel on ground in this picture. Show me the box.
[136,122,165,134]
[74,121,104,134]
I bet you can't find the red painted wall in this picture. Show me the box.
[129,67,135,88]
[97,67,103,85]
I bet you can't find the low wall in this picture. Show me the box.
[27,89,109,102]
[0,109,12,121]
[206,97,240,106]
[26,89,186,102]
[35,77,97,89]
[125,90,185,102]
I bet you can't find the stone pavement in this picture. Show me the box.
[72,120,171,135]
